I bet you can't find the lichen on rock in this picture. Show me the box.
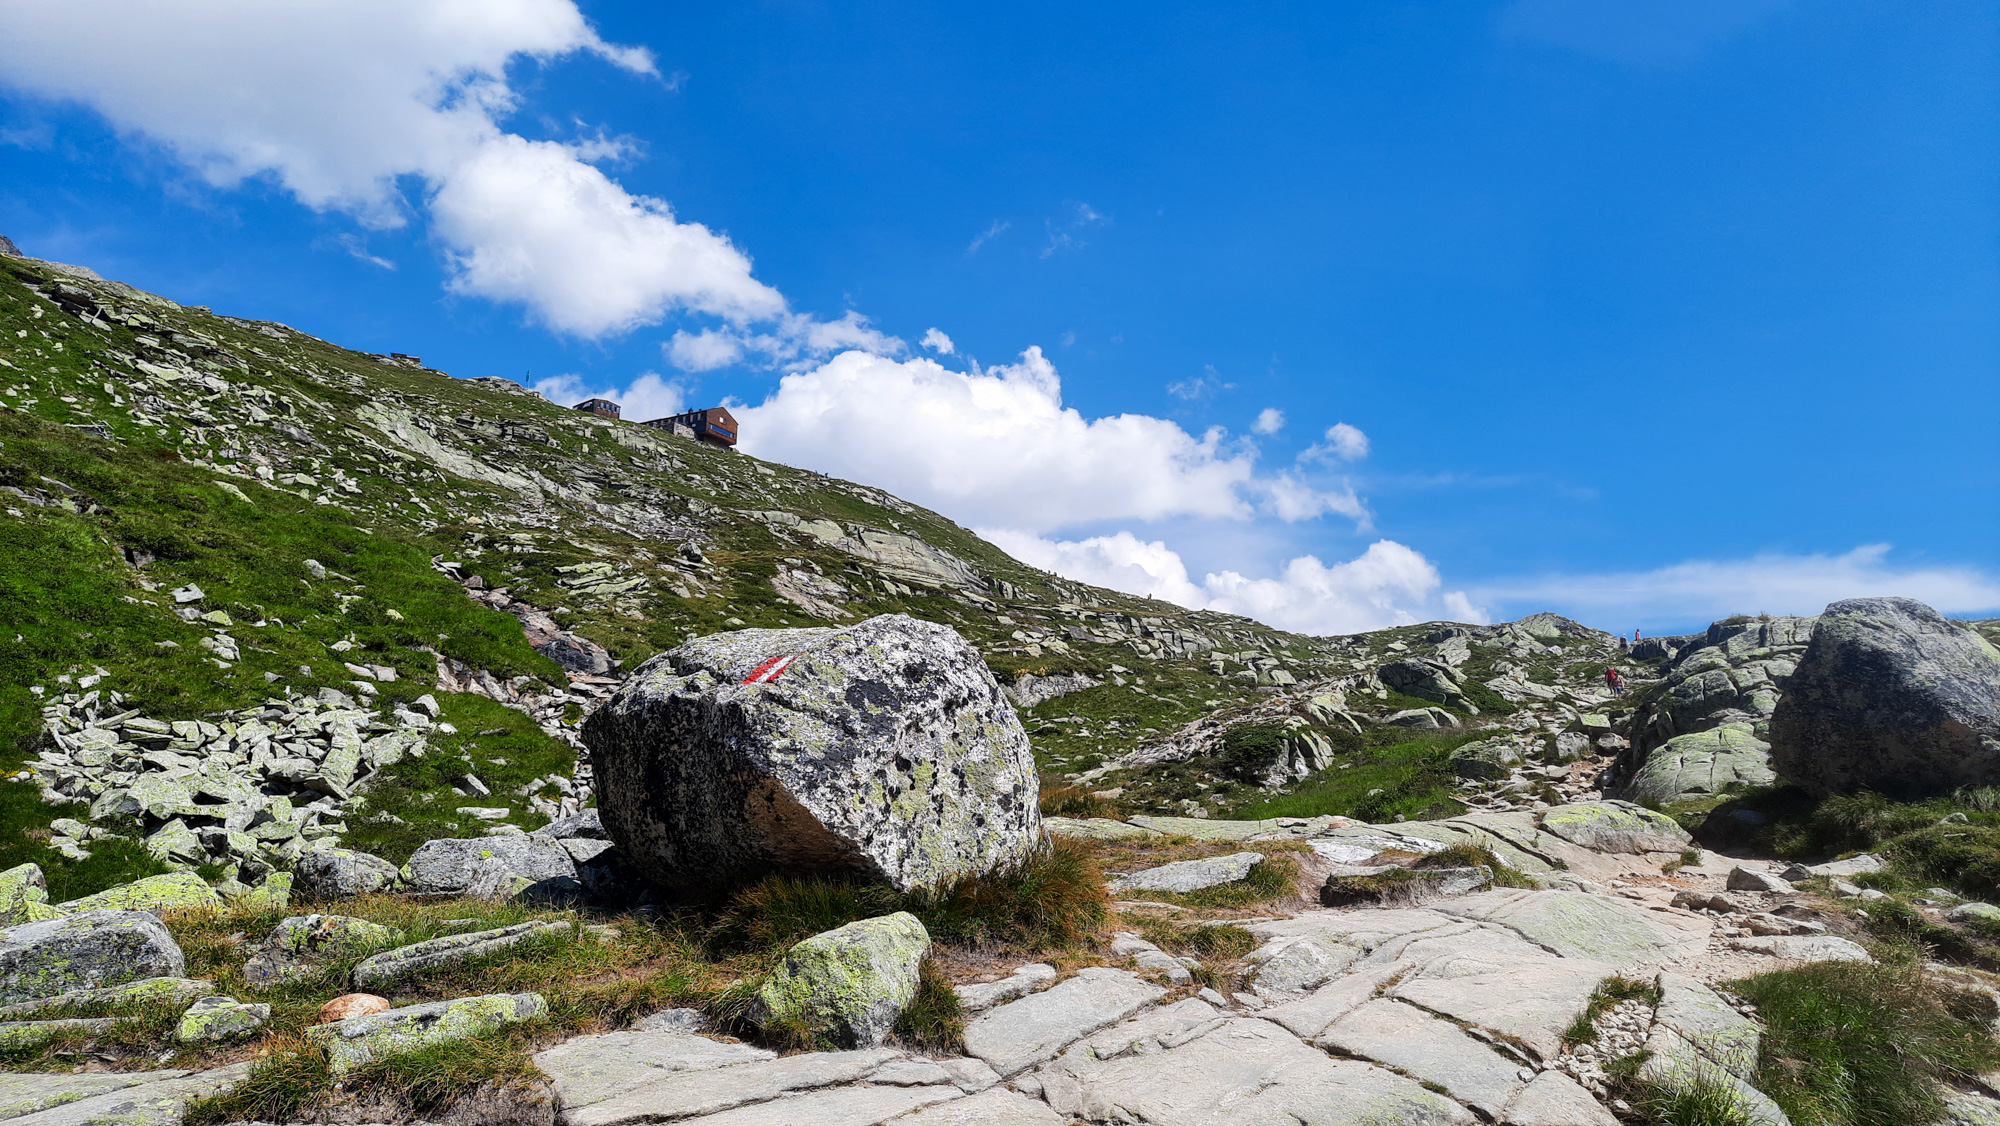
[754,912,931,1048]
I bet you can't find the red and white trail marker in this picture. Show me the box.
[741,653,800,684]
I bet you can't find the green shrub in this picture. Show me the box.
[1731,960,2000,1126]
[1883,826,2000,900]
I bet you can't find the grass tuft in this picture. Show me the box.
[893,957,966,1051]
[1731,960,2000,1126]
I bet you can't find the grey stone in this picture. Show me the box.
[754,912,930,1048]
[1380,659,1469,709]
[1623,723,1776,803]
[584,615,1041,895]
[1318,998,1524,1117]
[305,992,548,1075]
[962,967,1165,1075]
[629,1007,709,1033]
[0,1018,120,1051]
[1041,817,1162,841]
[1319,865,1491,907]
[956,963,1057,1011]
[556,1047,904,1126]
[0,1062,253,1126]
[1728,935,1872,961]
[886,1087,1062,1125]
[175,995,269,1042]
[533,1028,774,1114]
[1951,902,2000,925]
[1384,707,1459,730]
[1537,801,1691,853]
[352,920,572,989]
[1107,852,1262,894]
[535,809,608,840]
[1771,596,2000,798]
[667,1084,959,1126]
[0,1072,193,1122]
[243,914,401,984]
[1449,737,1525,781]
[1640,1025,1790,1126]
[869,1059,955,1086]
[1727,866,1795,893]
[1434,889,1688,966]
[1107,932,1194,984]
[401,836,578,895]
[1502,1070,1620,1126]
[57,871,222,917]
[0,976,212,1019]
[1810,853,1883,878]
[1946,1092,2000,1126]
[1653,972,1759,1077]
[292,848,401,898]
[1245,934,1360,998]
[1038,1014,1473,1125]
[0,910,185,1005]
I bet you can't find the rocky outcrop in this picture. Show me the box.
[306,992,549,1075]
[0,910,185,1004]
[754,913,930,1048]
[584,615,1041,895]
[243,915,402,984]
[1771,597,2000,798]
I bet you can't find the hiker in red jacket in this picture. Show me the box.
[1605,667,1626,695]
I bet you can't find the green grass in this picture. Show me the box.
[1730,960,2000,1126]
[1229,731,1479,822]
[892,957,966,1051]
[1635,1062,1758,1126]
[340,693,580,862]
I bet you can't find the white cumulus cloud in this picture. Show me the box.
[0,0,791,338]
[529,370,686,421]
[1302,421,1370,463]
[732,347,1372,534]
[1252,407,1285,435]
[920,327,955,354]
[983,529,1483,635]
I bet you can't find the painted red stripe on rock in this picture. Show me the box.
[741,653,799,684]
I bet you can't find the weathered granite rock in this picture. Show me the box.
[1728,935,1872,961]
[1950,902,2000,926]
[755,912,929,1048]
[1434,889,1688,966]
[1653,972,1760,1077]
[1245,934,1359,998]
[584,615,1041,894]
[0,1061,253,1126]
[352,920,572,989]
[1623,723,1776,804]
[534,1027,775,1115]
[0,1017,119,1050]
[1107,852,1263,894]
[0,1071,196,1122]
[1380,659,1469,710]
[553,1045,904,1126]
[1319,865,1490,908]
[244,914,402,984]
[1041,817,1162,841]
[1385,707,1458,730]
[293,848,401,898]
[1504,1070,1620,1126]
[306,992,548,1075]
[0,865,61,927]
[57,872,223,917]
[1319,998,1522,1117]
[1727,866,1794,894]
[175,995,269,1042]
[956,963,1056,1011]
[401,837,578,895]
[0,976,211,1019]
[1538,801,1691,854]
[1106,932,1195,985]
[535,809,608,840]
[962,967,1164,1075]
[1640,1025,1789,1126]
[0,910,185,1004]
[889,1087,1063,1125]
[1772,597,2000,797]
[1448,737,1525,781]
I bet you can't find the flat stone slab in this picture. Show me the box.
[1041,818,1160,841]
[956,963,1056,1012]
[1108,852,1263,894]
[2,1063,251,1126]
[533,1029,776,1114]
[671,1083,959,1126]
[1653,972,1759,1076]
[559,1048,903,1126]
[352,920,571,989]
[1244,934,1360,998]
[1318,998,1525,1117]
[1038,1015,1474,1125]
[0,977,211,1020]
[1503,1070,1620,1126]
[961,967,1164,1076]
[1125,816,1289,840]
[1729,935,1872,962]
[0,1071,189,1121]
[1433,889,1691,965]
[887,1086,1063,1125]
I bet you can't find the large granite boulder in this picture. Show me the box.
[401,837,578,896]
[583,614,1041,894]
[0,910,185,1004]
[1379,659,1471,712]
[293,848,402,899]
[1771,597,2000,798]
[1621,723,1777,804]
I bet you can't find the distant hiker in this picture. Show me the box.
[1635,627,1643,644]
[1606,667,1626,695]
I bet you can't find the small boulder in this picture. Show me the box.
[401,837,578,896]
[1107,852,1264,895]
[1537,801,1691,853]
[533,809,608,841]
[0,910,185,1004]
[57,872,223,917]
[0,865,60,927]
[306,992,548,1074]
[351,920,572,990]
[754,912,930,1048]
[1950,902,2000,926]
[1726,867,1794,894]
[293,848,402,899]
[1449,738,1523,781]
[244,915,403,984]
[318,993,390,1023]
[1383,707,1457,730]
[584,615,1041,895]
[176,995,270,1043]
[1320,864,1491,908]
[0,976,212,1019]
[1771,597,2000,798]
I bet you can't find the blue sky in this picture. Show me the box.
[2,0,1996,636]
